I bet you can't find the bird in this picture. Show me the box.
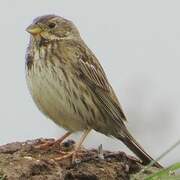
[25,14,162,168]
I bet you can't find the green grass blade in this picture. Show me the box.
[145,162,180,180]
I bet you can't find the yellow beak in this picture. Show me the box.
[26,24,42,35]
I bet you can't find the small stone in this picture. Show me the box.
[24,156,33,160]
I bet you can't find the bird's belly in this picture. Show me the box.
[26,62,92,132]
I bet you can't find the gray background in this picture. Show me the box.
[0,0,180,166]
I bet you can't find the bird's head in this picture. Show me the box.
[26,15,80,42]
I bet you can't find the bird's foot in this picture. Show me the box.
[34,132,72,150]
[55,149,85,163]
[34,139,56,150]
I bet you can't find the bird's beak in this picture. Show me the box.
[26,24,42,35]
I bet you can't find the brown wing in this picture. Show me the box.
[78,59,110,91]
[74,43,127,124]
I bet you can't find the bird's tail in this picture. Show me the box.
[118,130,163,168]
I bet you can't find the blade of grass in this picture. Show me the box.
[147,139,180,169]
[145,163,180,180]
[132,139,180,180]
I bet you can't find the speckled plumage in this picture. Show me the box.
[25,15,162,168]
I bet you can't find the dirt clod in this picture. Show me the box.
[0,139,159,180]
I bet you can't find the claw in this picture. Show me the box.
[55,151,75,161]
[55,150,86,163]
[55,129,91,163]
[34,140,55,150]
[34,132,71,150]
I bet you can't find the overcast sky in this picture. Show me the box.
[0,0,180,166]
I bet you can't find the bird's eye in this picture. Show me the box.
[48,22,56,29]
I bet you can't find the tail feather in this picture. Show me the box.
[119,131,163,168]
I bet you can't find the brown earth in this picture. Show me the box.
[0,139,159,180]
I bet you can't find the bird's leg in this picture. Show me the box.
[35,131,71,149]
[55,128,91,162]
[72,128,91,162]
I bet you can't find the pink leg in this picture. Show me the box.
[35,131,71,149]
[55,129,91,162]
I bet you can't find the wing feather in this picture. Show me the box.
[74,45,127,123]
[78,59,110,91]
